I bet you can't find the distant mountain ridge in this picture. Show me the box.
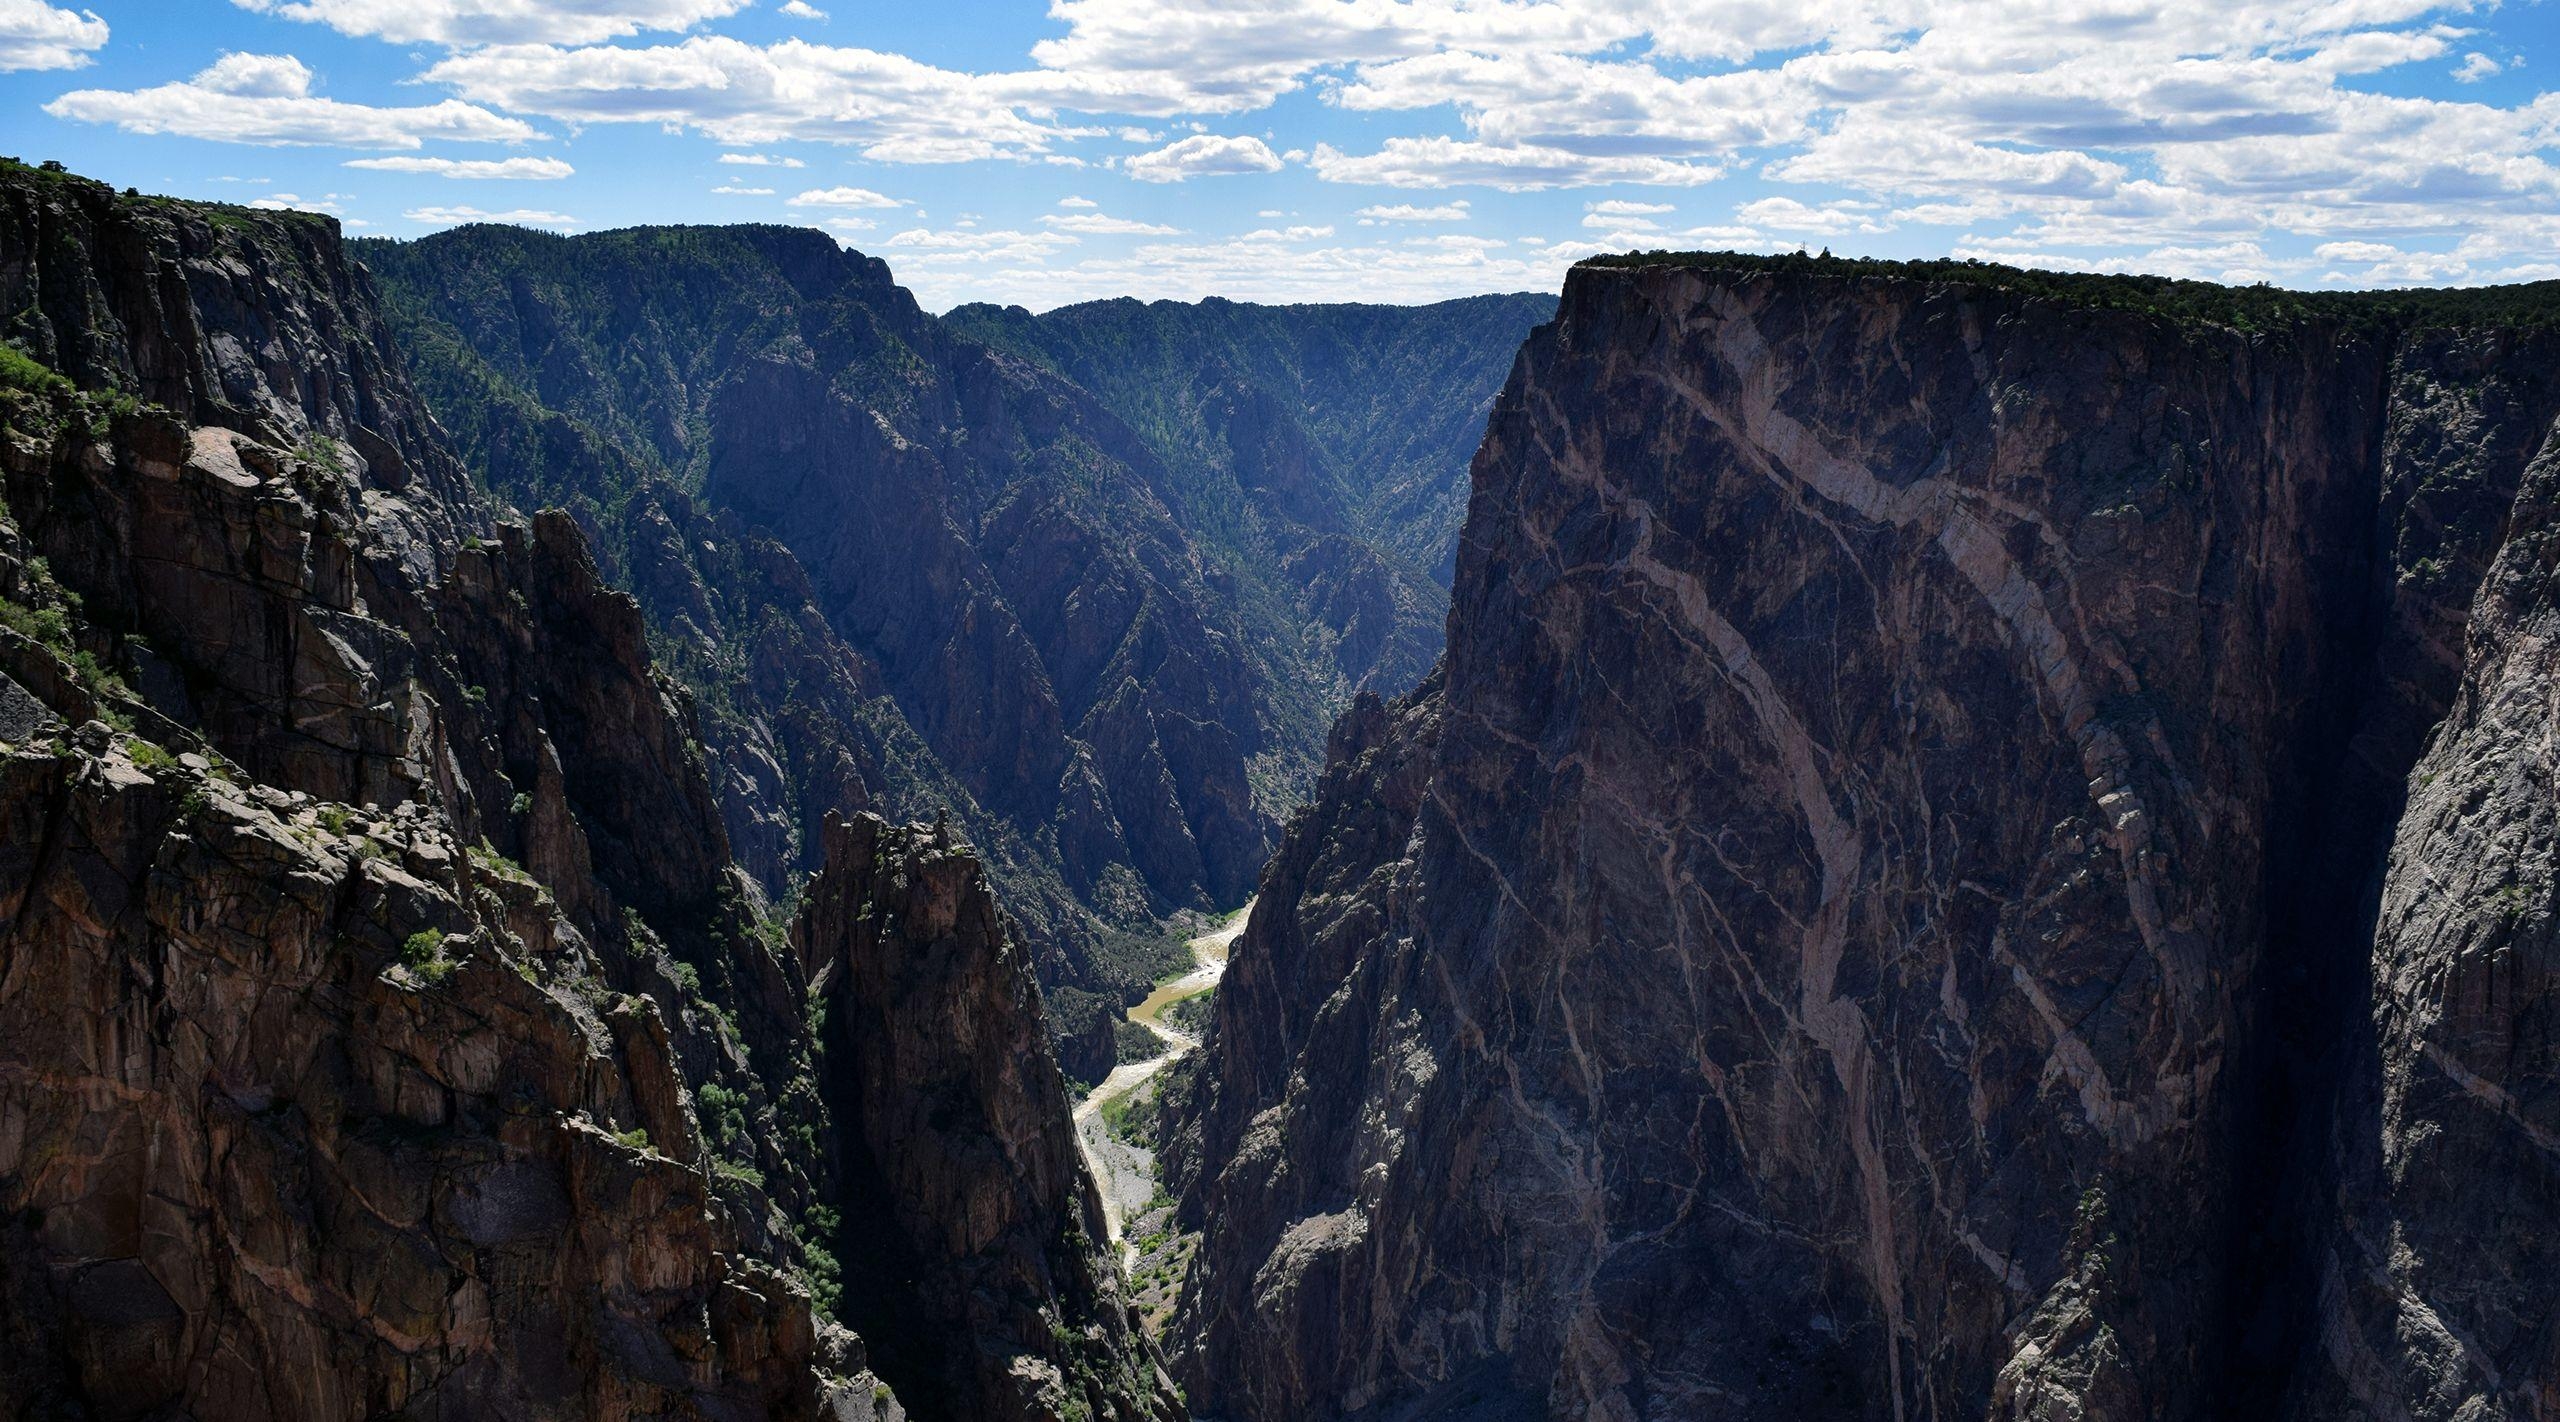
[359,225,1548,1075]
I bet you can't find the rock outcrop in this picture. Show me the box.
[0,159,1166,1422]
[796,813,1179,1422]
[1167,255,2560,1421]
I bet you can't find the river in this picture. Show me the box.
[1073,901,1250,1259]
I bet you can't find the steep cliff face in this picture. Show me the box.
[0,161,1165,1422]
[795,813,1179,1422]
[1168,256,2560,1421]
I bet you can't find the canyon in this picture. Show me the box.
[355,227,1546,1083]
[5,155,2559,1422]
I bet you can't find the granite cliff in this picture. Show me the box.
[0,160,1169,1422]
[1166,255,2560,1421]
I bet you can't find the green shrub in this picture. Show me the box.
[0,345,69,395]
[695,1080,749,1148]
[400,929,457,985]
[124,738,180,772]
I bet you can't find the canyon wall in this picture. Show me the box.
[0,160,1169,1422]
[1168,257,2560,1421]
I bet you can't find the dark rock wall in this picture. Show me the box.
[1169,260,2560,1421]
[796,813,1179,1422]
[0,162,1166,1422]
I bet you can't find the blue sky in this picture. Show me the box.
[2,0,2553,310]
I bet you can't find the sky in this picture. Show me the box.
[0,0,2554,312]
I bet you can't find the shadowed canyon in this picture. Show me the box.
[3,159,2557,1422]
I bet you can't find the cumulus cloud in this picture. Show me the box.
[790,185,902,208]
[52,0,2560,301]
[1734,196,1889,236]
[228,0,747,46]
[1124,133,1283,182]
[48,52,537,148]
[1043,211,1182,234]
[0,0,107,72]
[425,37,1064,162]
[1057,194,1099,207]
[1356,200,1470,222]
[405,203,577,228]
[250,191,344,213]
[718,152,804,167]
[711,183,772,194]
[883,226,1078,263]
[1311,137,1718,190]
[345,155,571,178]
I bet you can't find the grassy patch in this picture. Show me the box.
[0,344,69,396]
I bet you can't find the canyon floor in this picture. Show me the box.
[1077,903,1249,1259]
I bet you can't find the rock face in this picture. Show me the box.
[1167,255,2560,1421]
[0,160,1165,1422]
[796,813,1178,1422]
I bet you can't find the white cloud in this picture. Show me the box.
[44,0,2559,303]
[883,226,1079,263]
[1734,196,1888,235]
[48,52,537,148]
[1057,194,1099,208]
[1124,133,1283,182]
[1043,211,1182,234]
[790,185,902,208]
[0,0,107,72]
[1356,200,1470,222]
[426,38,1065,163]
[1311,137,1719,191]
[228,0,747,46]
[250,191,344,213]
[405,203,578,228]
[712,183,772,194]
[345,155,571,179]
[779,0,826,18]
[2454,52,2500,83]
[718,151,804,167]
[2315,239,2404,261]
